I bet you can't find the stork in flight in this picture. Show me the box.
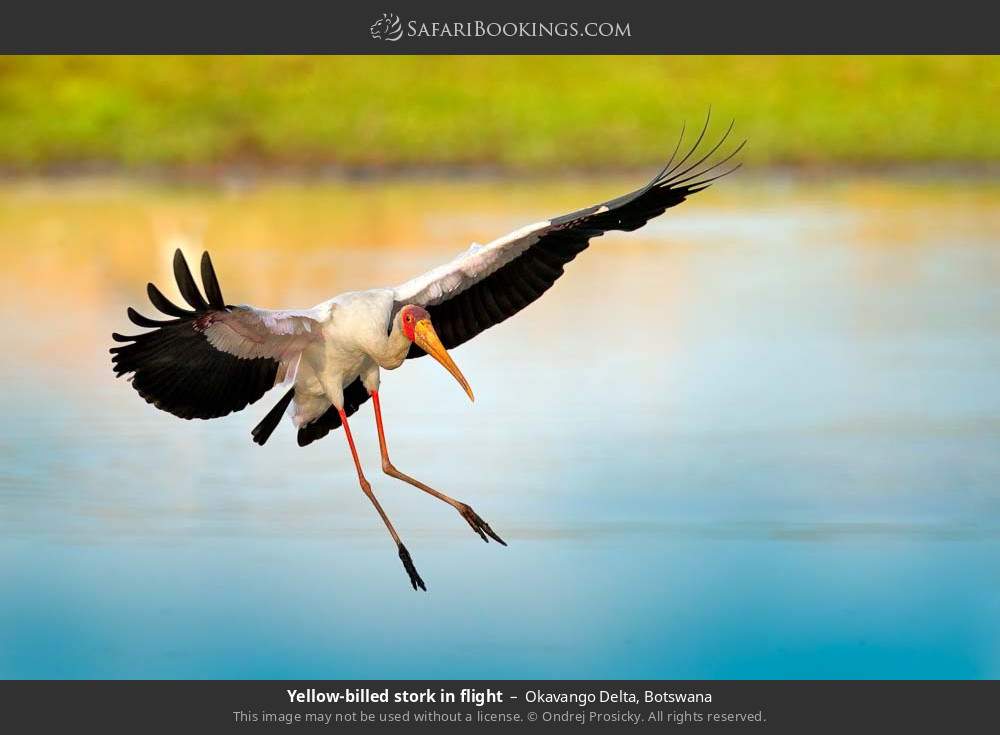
[111,118,743,590]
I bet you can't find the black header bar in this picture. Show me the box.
[1,1,996,53]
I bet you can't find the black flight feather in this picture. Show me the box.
[173,249,210,311]
[200,251,226,310]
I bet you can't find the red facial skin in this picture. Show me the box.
[399,304,430,342]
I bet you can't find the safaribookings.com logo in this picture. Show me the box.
[370,13,631,42]
[370,13,404,41]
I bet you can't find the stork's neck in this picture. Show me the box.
[372,310,411,369]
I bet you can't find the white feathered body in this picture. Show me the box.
[291,288,410,428]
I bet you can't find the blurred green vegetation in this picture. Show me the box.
[0,56,997,171]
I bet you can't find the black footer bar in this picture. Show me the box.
[2,680,996,733]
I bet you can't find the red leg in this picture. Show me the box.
[338,407,425,591]
[370,390,506,546]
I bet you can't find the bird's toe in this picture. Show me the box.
[397,543,427,591]
[459,505,507,546]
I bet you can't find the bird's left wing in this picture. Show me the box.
[394,117,743,357]
[112,250,326,420]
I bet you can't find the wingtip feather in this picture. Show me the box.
[200,251,226,309]
[173,249,210,311]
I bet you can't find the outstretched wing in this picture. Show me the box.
[394,116,743,358]
[111,249,326,420]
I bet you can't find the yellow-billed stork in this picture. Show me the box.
[111,118,743,590]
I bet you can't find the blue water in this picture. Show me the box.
[1,177,999,678]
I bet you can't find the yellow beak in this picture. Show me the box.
[413,319,474,402]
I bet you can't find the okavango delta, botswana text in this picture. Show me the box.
[524,688,713,705]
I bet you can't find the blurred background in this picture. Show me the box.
[1,56,999,679]
[0,56,997,171]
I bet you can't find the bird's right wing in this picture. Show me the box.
[111,250,327,420]
[393,115,743,357]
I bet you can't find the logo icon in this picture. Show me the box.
[370,13,403,42]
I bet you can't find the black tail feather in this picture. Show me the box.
[252,387,295,446]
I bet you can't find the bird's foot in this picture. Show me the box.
[458,504,507,545]
[397,543,427,591]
